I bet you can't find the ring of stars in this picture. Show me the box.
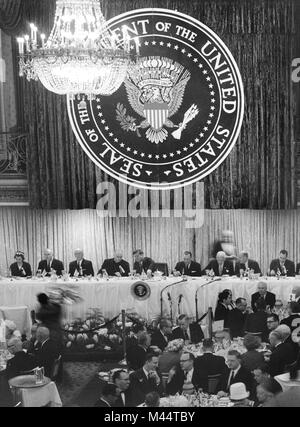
[94,40,220,161]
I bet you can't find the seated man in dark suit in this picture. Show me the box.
[133,249,155,275]
[112,370,136,407]
[227,298,248,338]
[269,250,295,277]
[6,338,37,380]
[217,350,253,397]
[35,326,60,378]
[10,251,32,277]
[194,339,226,393]
[37,248,64,277]
[173,251,202,277]
[166,351,200,395]
[251,282,276,312]
[244,298,269,342]
[204,251,234,277]
[69,248,94,277]
[268,330,297,377]
[100,251,130,277]
[22,324,40,356]
[94,382,118,408]
[129,353,164,406]
[235,251,261,276]
[171,314,204,344]
[125,323,146,349]
[151,318,172,351]
[126,332,150,371]
[241,334,265,372]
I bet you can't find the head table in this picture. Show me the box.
[0,276,299,326]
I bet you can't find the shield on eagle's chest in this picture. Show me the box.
[143,103,169,130]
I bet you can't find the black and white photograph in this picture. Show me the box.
[0,0,300,411]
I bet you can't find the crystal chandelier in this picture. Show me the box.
[17,0,139,99]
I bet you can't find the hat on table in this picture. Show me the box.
[230,383,249,401]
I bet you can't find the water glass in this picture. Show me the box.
[35,367,45,384]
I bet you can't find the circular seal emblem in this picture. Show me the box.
[68,8,244,190]
[131,281,151,301]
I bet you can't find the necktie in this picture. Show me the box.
[121,392,125,406]
[227,370,235,390]
[184,330,189,341]
[77,262,81,272]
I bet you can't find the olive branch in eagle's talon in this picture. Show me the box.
[116,103,143,137]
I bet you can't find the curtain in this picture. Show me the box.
[0,0,26,136]
[0,207,194,276]
[10,0,298,208]
[0,0,23,35]
[0,207,299,277]
[0,29,17,134]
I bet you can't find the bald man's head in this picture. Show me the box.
[7,337,23,355]
[114,251,123,263]
[74,248,84,261]
[216,251,226,264]
[258,282,267,296]
[36,326,50,344]
[44,249,53,261]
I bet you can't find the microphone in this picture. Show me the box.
[160,278,187,318]
[167,292,173,322]
[195,277,222,321]
[178,294,183,315]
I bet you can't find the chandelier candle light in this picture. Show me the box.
[17,0,139,99]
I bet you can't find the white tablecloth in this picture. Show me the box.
[0,276,299,322]
[275,372,300,392]
[17,381,62,407]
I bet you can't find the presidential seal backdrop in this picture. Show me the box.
[68,8,244,190]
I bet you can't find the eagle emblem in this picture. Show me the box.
[116,57,199,144]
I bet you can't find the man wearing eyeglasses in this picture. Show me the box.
[266,314,280,332]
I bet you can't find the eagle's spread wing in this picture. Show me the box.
[124,79,145,118]
[168,76,190,117]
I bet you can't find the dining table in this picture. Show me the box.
[0,275,299,323]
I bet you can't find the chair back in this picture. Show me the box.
[51,355,62,381]
[207,374,221,394]
[155,263,169,276]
